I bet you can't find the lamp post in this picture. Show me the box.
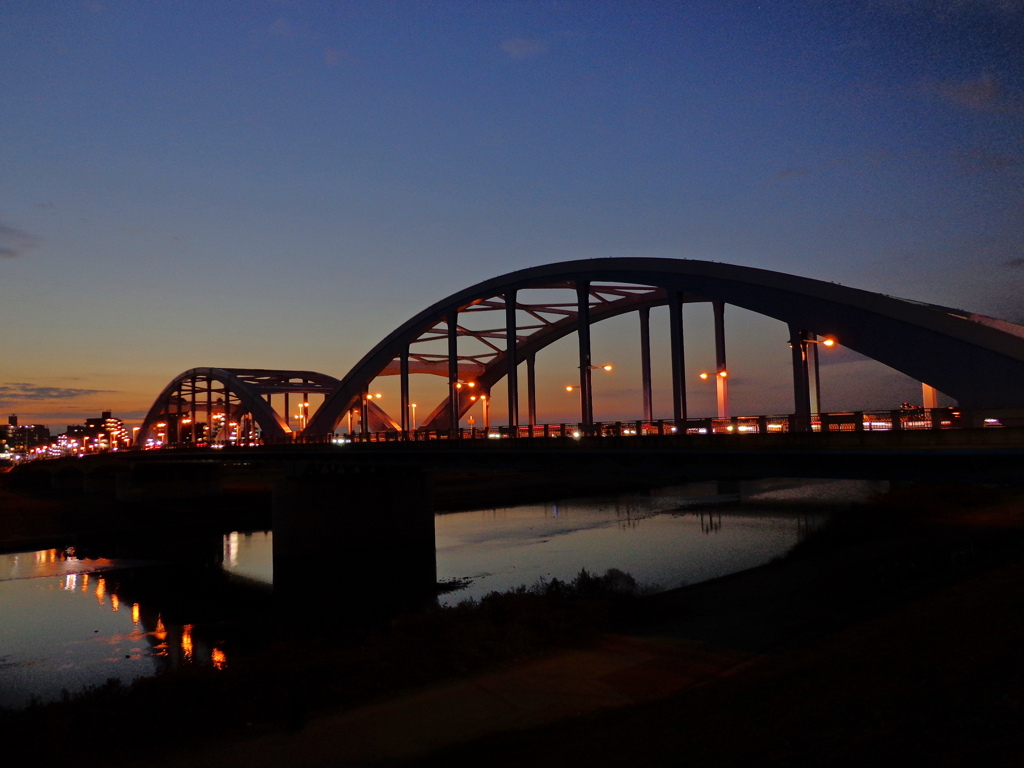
[469,393,490,433]
[804,336,836,416]
[698,369,730,419]
[409,402,418,431]
[452,381,476,434]
[361,392,383,435]
[788,332,837,429]
[565,365,612,428]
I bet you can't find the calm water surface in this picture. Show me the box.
[0,479,876,708]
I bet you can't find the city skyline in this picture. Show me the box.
[3,1,1022,428]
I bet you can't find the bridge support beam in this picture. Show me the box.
[505,290,519,430]
[448,309,459,435]
[640,306,653,422]
[576,281,594,428]
[400,347,410,433]
[272,466,436,632]
[527,353,537,428]
[789,325,812,432]
[714,301,729,419]
[669,291,687,424]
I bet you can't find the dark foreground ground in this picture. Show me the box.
[5,483,1024,767]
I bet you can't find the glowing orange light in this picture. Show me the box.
[822,337,837,347]
[699,372,709,380]
[182,624,194,662]
[719,370,728,378]
[602,364,613,371]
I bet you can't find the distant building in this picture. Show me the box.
[65,410,131,451]
[0,415,51,457]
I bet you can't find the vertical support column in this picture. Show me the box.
[206,377,213,444]
[639,306,653,422]
[576,280,593,428]
[360,388,370,435]
[789,325,812,432]
[173,384,182,445]
[713,301,729,419]
[922,383,938,409]
[811,338,822,417]
[505,290,519,430]
[284,393,290,433]
[527,353,537,428]
[668,291,687,424]
[190,375,197,446]
[400,347,410,434]
[448,308,460,436]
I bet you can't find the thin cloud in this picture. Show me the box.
[930,73,1023,114]
[0,224,41,259]
[0,384,113,401]
[775,167,811,180]
[501,38,548,59]
[955,149,1018,173]
[1004,258,1024,268]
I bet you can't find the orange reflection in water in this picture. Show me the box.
[182,624,194,662]
[95,577,106,606]
[153,616,169,656]
[132,603,140,624]
[211,648,227,670]
[111,593,120,612]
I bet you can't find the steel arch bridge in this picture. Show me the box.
[136,258,1024,446]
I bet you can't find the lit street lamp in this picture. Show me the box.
[698,369,729,419]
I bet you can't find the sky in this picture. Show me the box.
[2,0,1022,431]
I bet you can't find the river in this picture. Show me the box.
[0,478,880,709]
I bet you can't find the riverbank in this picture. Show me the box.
[177,484,1024,767]
[5,483,1023,766]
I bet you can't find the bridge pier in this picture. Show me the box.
[271,465,436,633]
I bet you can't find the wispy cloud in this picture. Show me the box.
[501,38,547,59]
[0,224,41,259]
[930,73,1023,114]
[0,384,113,401]
[955,148,1018,173]
[881,0,1024,19]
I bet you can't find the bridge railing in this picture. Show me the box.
[104,406,1023,451]
[324,406,1012,444]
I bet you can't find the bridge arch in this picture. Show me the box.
[303,257,1024,437]
[136,368,346,447]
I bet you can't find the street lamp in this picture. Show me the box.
[469,393,490,432]
[296,401,310,430]
[409,402,418,430]
[361,392,383,434]
[698,370,729,419]
[803,336,838,415]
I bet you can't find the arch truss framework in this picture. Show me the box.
[139,258,1024,445]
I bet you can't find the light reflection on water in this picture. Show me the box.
[0,548,231,710]
[0,479,876,709]
[433,484,830,605]
[221,479,874,606]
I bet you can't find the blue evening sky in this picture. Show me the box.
[2,1,1022,428]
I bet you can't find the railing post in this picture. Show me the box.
[891,410,903,431]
